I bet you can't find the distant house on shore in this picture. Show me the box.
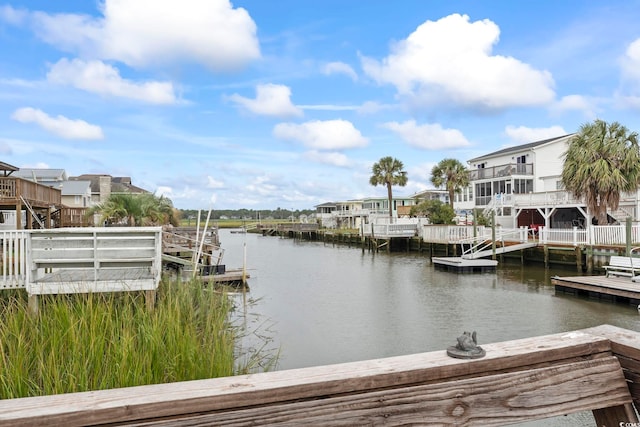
[69,174,149,205]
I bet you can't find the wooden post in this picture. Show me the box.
[491,212,496,261]
[28,294,38,316]
[593,403,638,425]
[626,217,632,256]
[544,245,549,267]
[586,246,593,274]
[145,290,156,312]
[575,246,582,272]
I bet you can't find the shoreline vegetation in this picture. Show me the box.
[0,278,278,399]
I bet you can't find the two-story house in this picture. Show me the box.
[463,133,639,230]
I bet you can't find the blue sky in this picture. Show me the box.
[2,1,640,210]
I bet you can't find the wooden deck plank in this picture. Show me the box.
[118,357,632,427]
[0,329,616,426]
[552,274,640,302]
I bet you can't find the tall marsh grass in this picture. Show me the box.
[0,278,276,399]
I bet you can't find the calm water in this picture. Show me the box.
[220,229,640,425]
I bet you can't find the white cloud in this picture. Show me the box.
[0,5,27,25]
[228,84,303,118]
[382,120,470,150]
[29,0,260,71]
[11,107,104,140]
[361,13,555,110]
[322,62,358,81]
[246,175,278,197]
[155,186,173,197]
[206,176,225,189]
[22,162,50,169]
[504,125,568,144]
[621,39,640,82]
[273,119,368,150]
[356,101,393,115]
[304,150,351,167]
[550,95,597,118]
[47,58,177,104]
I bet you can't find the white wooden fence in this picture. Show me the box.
[418,224,640,247]
[0,228,162,296]
[0,230,27,290]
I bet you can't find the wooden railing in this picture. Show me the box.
[0,325,637,426]
[56,207,91,228]
[0,177,61,206]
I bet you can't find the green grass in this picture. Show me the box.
[0,278,277,399]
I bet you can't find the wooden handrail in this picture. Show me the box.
[0,325,637,426]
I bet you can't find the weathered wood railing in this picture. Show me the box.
[0,177,61,206]
[0,325,638,426]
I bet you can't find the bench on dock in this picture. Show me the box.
[26,227,163,312]
[0,325,638,426]
[604,255,640,277]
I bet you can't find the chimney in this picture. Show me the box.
[99,176,111,202]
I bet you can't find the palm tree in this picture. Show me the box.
[369,156,408,222]
[87,193,180,226]
[430,158,469,210]
[561,119,640,225]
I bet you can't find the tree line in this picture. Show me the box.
[178,208,315,221]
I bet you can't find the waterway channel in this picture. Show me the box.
[219,228,640,425]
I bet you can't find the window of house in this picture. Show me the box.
[516,155,527,174]
[513,179,533,194]
[475,182,492,205]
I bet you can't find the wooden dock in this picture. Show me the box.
[432,256,498,273]
[201,268,249,287]
[552,274,640,305]
[1,324,639,426]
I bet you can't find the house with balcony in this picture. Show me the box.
[314,202,337,228]
[0,162,63,229]
[335,199,366,229]
[464,133,638,230]
[314,196,419,230]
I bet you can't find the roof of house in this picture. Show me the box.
[412,189,448,199]
[315,202,337,208]
[60,180,91,196]
[468,133,575,163]
[14,168,67,181]
[69,174,149,194]
[0,161,18,176]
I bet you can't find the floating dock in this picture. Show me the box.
[552,274,640,305]
[201,268,249,287]
[432,256,498,273]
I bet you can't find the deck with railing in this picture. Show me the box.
[0,177,61,208]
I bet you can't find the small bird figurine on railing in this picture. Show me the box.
[446,331,486,359]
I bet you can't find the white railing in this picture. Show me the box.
[538,227,588,246]
[0,230,28,289]
[460,228,530,258]
[364,223,417,238]
[420,225,490,243]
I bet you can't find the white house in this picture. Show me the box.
[463,133,639,229]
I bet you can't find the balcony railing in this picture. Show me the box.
[0,177,61,206]
[469,163,533,180]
